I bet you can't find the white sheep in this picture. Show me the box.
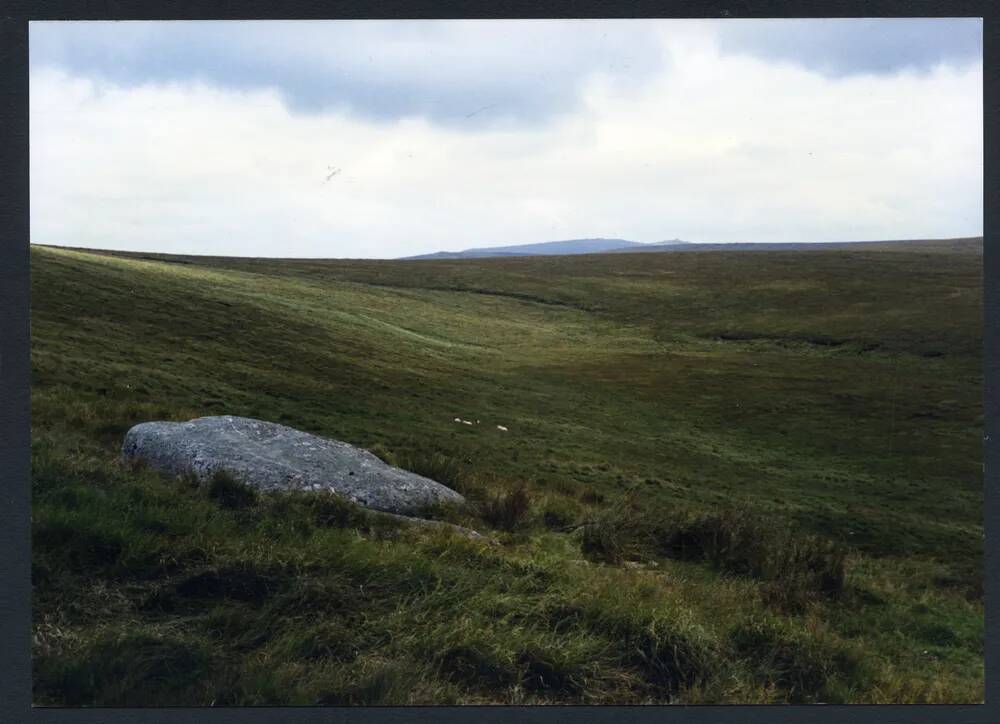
[496,425,508,432]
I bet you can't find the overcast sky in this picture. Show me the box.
[30,19,982,259]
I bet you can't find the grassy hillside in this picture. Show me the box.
[31,240,983,704]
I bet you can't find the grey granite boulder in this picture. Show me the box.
[122,415,466,516]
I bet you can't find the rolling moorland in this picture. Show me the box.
[31,238,983,704]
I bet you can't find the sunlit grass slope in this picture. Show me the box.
[31,239,983,704]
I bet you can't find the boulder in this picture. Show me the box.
[122,415,466,516]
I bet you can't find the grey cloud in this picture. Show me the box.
[715,18,981,76]
[29,19,666,126]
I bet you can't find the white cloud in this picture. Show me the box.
[30,27,982,258]
[29,19,668,123]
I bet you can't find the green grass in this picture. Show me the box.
[30,240,983,704]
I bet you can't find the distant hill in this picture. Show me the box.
[403,238,690,260]
[403,236,982,260]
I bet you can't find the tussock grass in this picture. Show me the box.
[580,502,846,611]
[34,631,214,706]
[207,470,259,510]
[729,616,861,702]
[478,485,532,531]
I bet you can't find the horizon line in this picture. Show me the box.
[30,235,985,262]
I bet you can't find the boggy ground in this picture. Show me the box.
[30,238,983,704]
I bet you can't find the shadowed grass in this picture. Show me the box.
[579,502,846,611]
